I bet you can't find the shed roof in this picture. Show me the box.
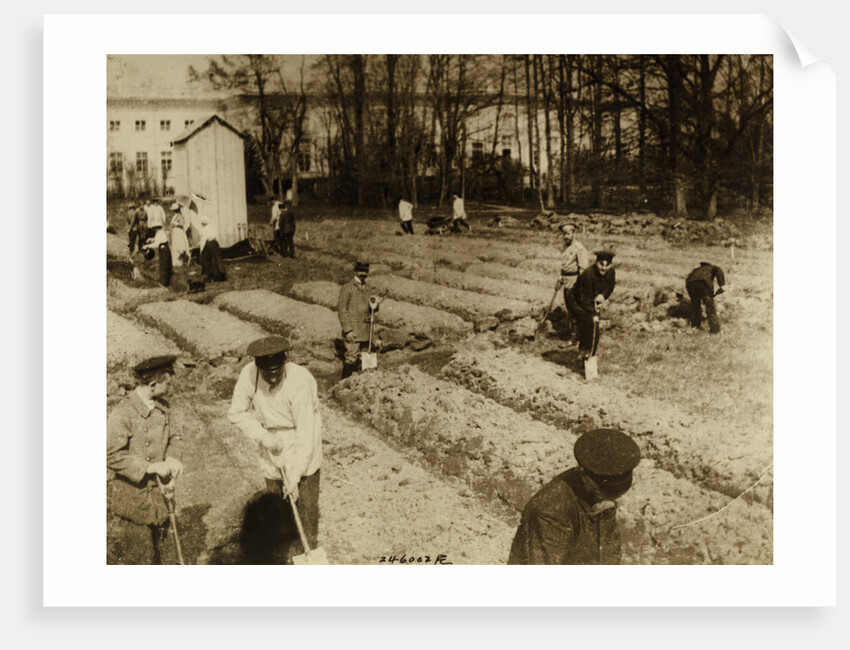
[171,113,244,145]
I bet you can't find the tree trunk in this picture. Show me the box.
[638,57,647,197]
[352,55,366,206]
[592,57,604,209]
[524,55,536,191]
[540,56,556,209]
[666,55,688,217]
[512,57,524,200]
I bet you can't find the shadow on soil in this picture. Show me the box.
[205,491,299,565]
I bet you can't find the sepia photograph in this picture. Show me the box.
[105,51,775,568]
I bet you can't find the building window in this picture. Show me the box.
[184,120,194,128]
[161,151,172,177]
[160,120,171,131]
[109,152,123,174]
[109,120,120,131]
[136,152,148,174]
[297,138,312,172]
[472,142,484,164]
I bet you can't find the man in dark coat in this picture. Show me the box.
[508,429,641,565]
[686,261,726,333]
[565,251,616,361]
[107,356,183,564]
[337,261,381,379]
[279,202,296,258]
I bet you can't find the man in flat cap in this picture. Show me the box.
[107,355,184,564]
[686,261,726,334]
[557,224,592,337]
[565,251,616,363]
[337,261,381,379]
[228,336,323,562]
[508,429,640,564]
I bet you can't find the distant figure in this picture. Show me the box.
[199,215,227,282]
[508,429,641,565]
[127,203,147,254]
[398,197,415,235]
[270,198,283,255]
[337,261,380,379]
[279,201,296,258]
[450,193,471,232]
[148,199,167,231]
[686,261,726,333]
[557,223,591,338]
[143,225,171,287]
[169,206,191,293]
[565,251,616,364]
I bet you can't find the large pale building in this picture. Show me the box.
[107,97,225,196]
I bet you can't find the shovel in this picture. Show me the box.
[155,475,186,565]
[534,279,562,341]
[584,317,600,381]
[280,469,329,565]
[360,298,378,370]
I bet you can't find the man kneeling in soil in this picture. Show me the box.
[228,336,323,563]
[508,429,640,564]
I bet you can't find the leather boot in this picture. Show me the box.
[341,362,356,380]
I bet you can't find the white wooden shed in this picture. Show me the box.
[171,114,248,247]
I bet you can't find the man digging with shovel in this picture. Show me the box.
[228,336,326,564]
[565,251,616,379]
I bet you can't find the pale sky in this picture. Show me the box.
[107,54,318,99]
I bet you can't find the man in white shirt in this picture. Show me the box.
[228,336,323,562]
[398,196,414,235]
[148,199,166,230]
[270,198,283,254]
[451,193,471,232]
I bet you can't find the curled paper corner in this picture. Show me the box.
[764,14,826,70]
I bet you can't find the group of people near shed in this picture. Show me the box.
[127,197,227,290]
[108,206,728,567]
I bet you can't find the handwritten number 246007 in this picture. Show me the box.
[379,554,452,565]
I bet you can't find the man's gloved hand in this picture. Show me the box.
[164,457,183,480]
[146,461,171,478]
[344,330,356,343]
[715,287,725,296]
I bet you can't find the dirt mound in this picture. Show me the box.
[213,289,339,361]
[290,281,472,337]
[331,365,772,564]
[441,347,772,505]
[368,274,535,322]
[107,310,182,369]
[136,300,268,359]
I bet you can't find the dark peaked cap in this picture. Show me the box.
[354,261,370,272]
[574,429,640,477]
[247,336,290,368]
[594,251,615,262]
[133,355,176,382]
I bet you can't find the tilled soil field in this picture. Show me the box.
[106,205,773,565]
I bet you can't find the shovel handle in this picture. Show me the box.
[155,475,186,565]
[288,497,313,554]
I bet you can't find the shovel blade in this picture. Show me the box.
[584,356,599,380]
[292,546,330,565]
[361,352,378,370]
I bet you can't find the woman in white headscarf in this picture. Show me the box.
[169,204,191,292]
